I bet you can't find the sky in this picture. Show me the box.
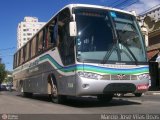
[0,0,160,71]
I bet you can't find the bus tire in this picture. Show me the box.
[134,93,142,97]
[19,81,32,98]
[50,83,66,104]
[23,92,33,98]
[49,75,66,104]
[97,94,113,103]
[19,80,24,96]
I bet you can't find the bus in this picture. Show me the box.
[13,4,150,103]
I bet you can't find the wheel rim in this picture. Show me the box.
[20,86,23,92]
[51,84,58,102]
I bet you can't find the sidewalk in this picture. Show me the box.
[145,90,160,95]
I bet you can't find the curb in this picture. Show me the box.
[145,91,160,95]
[152,93,160,95]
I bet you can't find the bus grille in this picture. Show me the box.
[101,75,138,80]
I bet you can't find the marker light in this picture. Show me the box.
[138,74,150,80]
[78,71,102,80]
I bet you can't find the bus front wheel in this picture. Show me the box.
[134,93,142,97]
[23,92,33,98]
[50,83,66,104]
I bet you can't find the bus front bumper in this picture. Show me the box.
[76,76,149,96]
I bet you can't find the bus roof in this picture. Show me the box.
[64,4,134,16]
[46,4,135,33]
[47,4,134,25]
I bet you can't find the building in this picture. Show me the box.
[138,6,160,90]
[17,17,46,49]
[139,5,160,22]
[139,5,160,61]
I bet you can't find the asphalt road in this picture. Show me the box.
[0,91,160,120]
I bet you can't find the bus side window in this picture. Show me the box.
[45,20,57,49]
[20,48,24,65]
[31,37,37,58]
[25,42,31,61]
[38,30,44,53]
[53,18,59,46]
[45,26,53,49]
[14,54,17,68]
[58,8,75,65]
[16,51,20,67]
[23,45,26,62]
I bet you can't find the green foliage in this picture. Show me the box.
[4,76,13,83]
[0,63,7,84]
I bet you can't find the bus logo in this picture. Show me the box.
[117,74,126,80]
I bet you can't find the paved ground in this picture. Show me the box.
[0,91,160,120]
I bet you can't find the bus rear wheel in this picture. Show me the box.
[97,94,113,103]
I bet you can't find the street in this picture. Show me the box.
[0,91,160,115]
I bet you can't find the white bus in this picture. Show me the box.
[13,4,150,103]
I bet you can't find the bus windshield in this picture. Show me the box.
[74,8,147,64]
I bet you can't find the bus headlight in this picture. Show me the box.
[77,71,102,80]
[138,73,150,80]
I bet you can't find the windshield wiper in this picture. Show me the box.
[101,12,122,64]
[101,43,121,64]
[101,42,138,65]
[120,41,138,65]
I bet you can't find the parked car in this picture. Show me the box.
[6,84,12,91]
[0,84,7,91]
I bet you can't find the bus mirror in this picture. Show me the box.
[69,21,77,37]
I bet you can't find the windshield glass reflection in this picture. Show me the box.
[74,8,147,63]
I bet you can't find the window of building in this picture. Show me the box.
[27,33,32,36]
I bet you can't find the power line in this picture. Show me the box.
[108,0,123,7]
[105,0,137,9]
[139,3,160,15]
[112,0,129,7]
[121,0,139,9]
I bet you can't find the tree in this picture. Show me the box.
[0,63,7,85]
